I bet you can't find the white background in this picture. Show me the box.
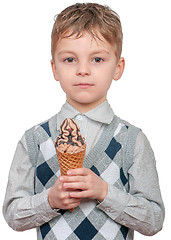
[0,0,170,239]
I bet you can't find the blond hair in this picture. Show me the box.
[51,3,123,61]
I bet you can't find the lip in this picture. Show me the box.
[74,83,94,89]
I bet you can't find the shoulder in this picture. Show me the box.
[134,130,155,162]
[115,117,155,165]
[25,114,57,138]
[110,116,142,163]
[24,114,58,166]
[111,115,141,138]
[24,114,57,149]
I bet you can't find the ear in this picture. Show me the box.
[51,59,59,81]
[113,57,125,81]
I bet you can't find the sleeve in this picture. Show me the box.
[97,131,165,236]
[2,134,60,231]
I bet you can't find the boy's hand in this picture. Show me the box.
[48,177,81,210]
[60,168,108,202]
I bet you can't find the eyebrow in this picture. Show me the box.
[90,50,110,55]
[58,51,75,56]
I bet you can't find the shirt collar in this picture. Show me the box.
[57,100,114,130]
[84,100,114,124]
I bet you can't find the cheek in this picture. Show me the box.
[56,66,75,83]
[59,81,70,94]
[97,76,113,92]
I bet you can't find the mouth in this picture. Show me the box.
[74,83,94,89]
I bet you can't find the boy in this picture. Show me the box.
[3,3,164,240]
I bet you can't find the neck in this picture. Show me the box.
[66,97,107,113]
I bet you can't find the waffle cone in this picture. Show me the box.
[56,148,86,176]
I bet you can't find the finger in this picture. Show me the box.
[66,197,81,204]
[63,181,87,190]
[67,168,89,176]
[60,191,81,202]
[69,190,89,199]
[60,175,86,183]
[62,198,81,210]
[68,201,81,209]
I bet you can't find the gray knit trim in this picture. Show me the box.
[84,115,120,168]
[25,126,39,167]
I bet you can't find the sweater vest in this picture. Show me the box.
[25,114,140,240]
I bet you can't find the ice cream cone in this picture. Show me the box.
[54,118,86,212]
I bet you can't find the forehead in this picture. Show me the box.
[56,31,115,54]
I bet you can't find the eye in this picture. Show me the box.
[93,57,104,63]
[64,57,75,63]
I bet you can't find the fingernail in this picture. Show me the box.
[60,176,64,181]
[63,183,67,187]
[70,192,74,197]
[67,170,72,175]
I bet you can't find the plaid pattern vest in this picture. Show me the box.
[25,114,140,240]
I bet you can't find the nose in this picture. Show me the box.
[76,61,91,76]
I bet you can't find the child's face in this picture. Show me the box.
[51,31,124,112]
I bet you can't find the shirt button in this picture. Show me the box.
[105,208,110,212]
[77,115,83,121]
[122,220,127,225]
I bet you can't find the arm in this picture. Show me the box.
[97,131,165,236]
[3,135,59,231]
